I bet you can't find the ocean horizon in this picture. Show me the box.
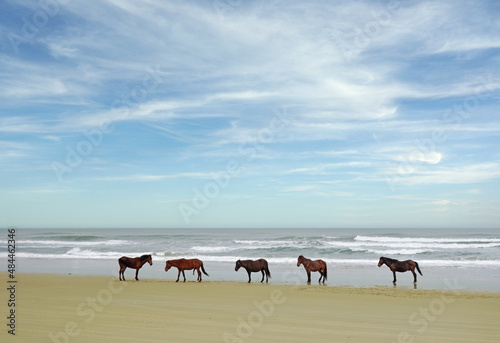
[7,227,500,292]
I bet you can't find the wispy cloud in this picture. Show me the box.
[282,184,317,193]
[398,163,500,185]
[94,172,222,182]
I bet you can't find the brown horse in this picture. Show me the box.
[297,255,327,284]
[378,257,422,285]
[165,258,209,282]
[118,254,152,281]
[235,259,271,283]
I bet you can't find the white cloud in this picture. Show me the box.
[430,200,451,206]
[282,184,317,192]
[2,77,67,98]
[94,172,220,182]
[285,162,372,175]
[42,136,62,142]
[413,152,442,164]
[402,163,500,185]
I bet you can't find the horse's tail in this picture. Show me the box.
[323,262,328,281]
[201,262,209,276]
[415,261,423,276]
[265,264,271,279]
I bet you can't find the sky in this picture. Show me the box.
[0,0,499,229]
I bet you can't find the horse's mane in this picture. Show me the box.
[140,254,151,260]
[381,256,398,263]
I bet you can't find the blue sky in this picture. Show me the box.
[1,0,499,229]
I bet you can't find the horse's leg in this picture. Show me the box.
[307,270,311,284]
[247,270,251,283]
[392,271,397,284]
[176,269,181,282]
[412,269,417,283]
[135,268,139,281]
[319,270,326,284]
[197,267,202,282]
[182,270,186,282]
[119,266,123,281]
[261,269,265,283]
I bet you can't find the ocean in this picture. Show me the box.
[7,228,500,292]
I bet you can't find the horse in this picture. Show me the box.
[118,254,152,281]
[165,258,209,282]
[378,256,422,285]
[235,259,271,283]
[297,255,327,284]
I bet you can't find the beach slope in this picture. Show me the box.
[2,273,499,342]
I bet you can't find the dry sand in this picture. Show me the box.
[2,273,499,343]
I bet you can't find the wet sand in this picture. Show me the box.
[2,273,499,342]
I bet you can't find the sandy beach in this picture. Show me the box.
[2,273,499,343]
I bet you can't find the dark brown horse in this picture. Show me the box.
[297,255,327,284]
[235,259,271,283]
[165,258,209,282]
[118,254,152,281]
[378,257,422,284]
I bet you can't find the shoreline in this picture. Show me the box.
[5,272,500,296]
[14,257,500,293]
[2,273,500,342]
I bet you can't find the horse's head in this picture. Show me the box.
[378,257,385,267]
[140,254,153,265]
[235,260,241,271]
[165,260,172,272]
[297,255,304,267]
